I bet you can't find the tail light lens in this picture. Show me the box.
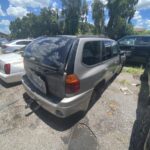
[2,45,7,49]
[4,64,11,74]
[65,74,80,94]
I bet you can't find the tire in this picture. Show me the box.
[88,81,105,110]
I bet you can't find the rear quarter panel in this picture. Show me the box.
[10,61,24,74]
[74,39,108,94]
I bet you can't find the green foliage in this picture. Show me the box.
[107,16,134,39]
[78,22,95,34]
[9,0,139,39]
[92,0,104,34]
[81,0,88,16]
[10,8,59,39]
[134,30,150,35]
[123,66,144,75]
[62,0,82,35]
[107,0,138,39]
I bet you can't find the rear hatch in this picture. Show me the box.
[24,36,76,98]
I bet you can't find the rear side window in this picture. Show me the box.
[119,37,136,46]
[24,37,74,69]
[103,41,119,61]
[82,41,101,66]
[112,43,119,57]
[136,37,150,45]
[102,41,112,61]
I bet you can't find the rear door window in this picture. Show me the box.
[102,41,112,61]
[82,41,101,66]
[24,37,75,69]
[119,37,136,46]
[112,42,119,57]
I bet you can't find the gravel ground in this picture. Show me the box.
[0,69,149,150]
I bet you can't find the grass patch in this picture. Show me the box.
[123,66,144,75]
[119,79,130,85]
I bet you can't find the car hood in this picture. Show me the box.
[0,53,23,63]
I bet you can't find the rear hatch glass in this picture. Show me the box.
[24,36,76,98]
[24,37,75,70]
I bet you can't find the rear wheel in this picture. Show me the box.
[88,81,105,110]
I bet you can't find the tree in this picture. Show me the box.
[78,22,95,34]
[62,0,82,35]
[79,0,89,34]
[81,0,88,22]
[92,0,104,34]
[9,8,60,39]
[107,0,138,39]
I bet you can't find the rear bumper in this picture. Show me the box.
[22,75,93,118]
[0,72,25,83]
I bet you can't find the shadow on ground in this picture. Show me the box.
[129,67,150,150]
[0,79,21,88]
[23,75,117,131]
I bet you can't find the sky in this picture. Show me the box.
[0,0,150,34]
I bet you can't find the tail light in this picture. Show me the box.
[2,45,7,49]
[65,74,80,94]
[4,64,11,74]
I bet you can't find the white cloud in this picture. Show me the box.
[0,26,10,34]
[133,11,142,20]
[8,0,50,8]
[100,0,108,5]
[145,20,150,28]
[7,5,29,18]
[133,11,143,28]
[0,20,10,34]
[136,0,150,10]
[133,11,150,30]
[87,0,108,5]
[0,20,10,26]
[0,6,5,16]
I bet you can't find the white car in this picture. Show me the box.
[0,53,25,83]
[1,39,32,54]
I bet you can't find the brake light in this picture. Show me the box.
[2,45,7,49]
[4,64,11,74]
[65,74,80,94]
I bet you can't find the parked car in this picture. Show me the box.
[22,35,125,118]
[118,35,150,63]
[0,38,8,46]
[0,53,25,83]
[1,39,33,54]
[0,38,8,54]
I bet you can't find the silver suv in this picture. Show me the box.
[22,36,124,118]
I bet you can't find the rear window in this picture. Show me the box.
[24,37,75,69]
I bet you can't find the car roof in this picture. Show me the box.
[8,39,33,44]
[47,35,114,41]
[123,35,150,38]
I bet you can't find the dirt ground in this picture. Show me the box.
[0,68,150,150]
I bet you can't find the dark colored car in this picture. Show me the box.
[118,35,150,63]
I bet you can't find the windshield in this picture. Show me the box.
[24,37,75,69]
